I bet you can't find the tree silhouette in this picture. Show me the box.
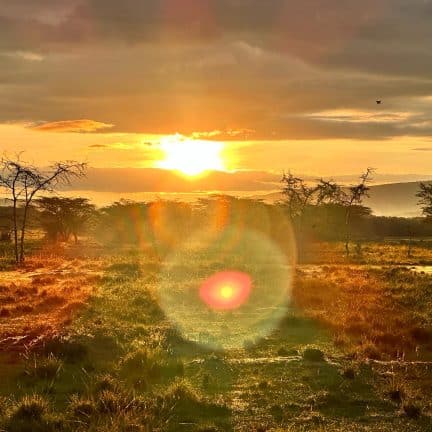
[0,157,86,263]
[341,168,374,256]
[416,182,432,218]
[37,197,95,243]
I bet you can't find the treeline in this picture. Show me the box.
[0,196,294,254]
[2,156,432,263]
[1,195,432,250]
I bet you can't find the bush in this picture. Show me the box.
[303,347,325,362]
[342,367,356,380]
[403,403,421,419]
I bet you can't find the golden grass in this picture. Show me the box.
[293,266,432,360]
[0,257,103,352]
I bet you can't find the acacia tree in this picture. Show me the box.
[415,182,432,257]
[315,179,344,205]
[416,182,432,218]
[0,157,86,264]
[281,172,318,222]
[341,168,374,256]
[37,197,95,243]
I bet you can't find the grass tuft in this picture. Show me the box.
[69,395,96,420]
[43,337,88,363]
[26,355,63,380]
[11,395,49,421]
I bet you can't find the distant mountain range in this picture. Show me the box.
[365,182,424,217]
[252,181,429,217]
[0,181,429,217]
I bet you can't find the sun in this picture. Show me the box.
[158,135,225,176]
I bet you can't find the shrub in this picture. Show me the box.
[243,339,255,350]
[403,403,421,419]
[389,389,403,403]
[342,367,356,380]
[303,347,325,362]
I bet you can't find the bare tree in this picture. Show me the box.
[315,179,344,205]
[281,172,318,222]
[0,157,86,264]
[341,168,374,256]
[416,182,432,218]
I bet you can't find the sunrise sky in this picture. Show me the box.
[1,0,432,193]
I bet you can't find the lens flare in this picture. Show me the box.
[200,271,252,310]
[157,224,296,350]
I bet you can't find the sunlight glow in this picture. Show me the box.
[158,134,225,176]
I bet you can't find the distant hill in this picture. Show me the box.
[365,182,424,217]
[251,181,430,218]
[0,181,428,217]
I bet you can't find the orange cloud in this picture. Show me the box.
[191,128,255,140]
[30,119,114,133]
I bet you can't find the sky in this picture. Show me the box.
[1,0,432,192]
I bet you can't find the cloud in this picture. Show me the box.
[1,0,432,141]
[30,119,114,133]
[190,128,256,140]
[1,51,44,62]
[304,110,414,124]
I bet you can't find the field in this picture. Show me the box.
[1,239,432,432]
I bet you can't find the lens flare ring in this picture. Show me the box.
[156,224,296,350]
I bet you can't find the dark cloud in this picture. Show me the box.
[0,0,432,140]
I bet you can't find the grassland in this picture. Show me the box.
[0,240,432,431]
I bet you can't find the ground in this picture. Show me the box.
[0,241,432,431]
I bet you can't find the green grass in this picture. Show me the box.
[0,242,432,430]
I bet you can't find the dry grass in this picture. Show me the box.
[293,266,432,359]
[301,241,432,265]
[1,241,432,430]
[0,256,103,352]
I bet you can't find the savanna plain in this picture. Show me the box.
[1,202,432,432]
